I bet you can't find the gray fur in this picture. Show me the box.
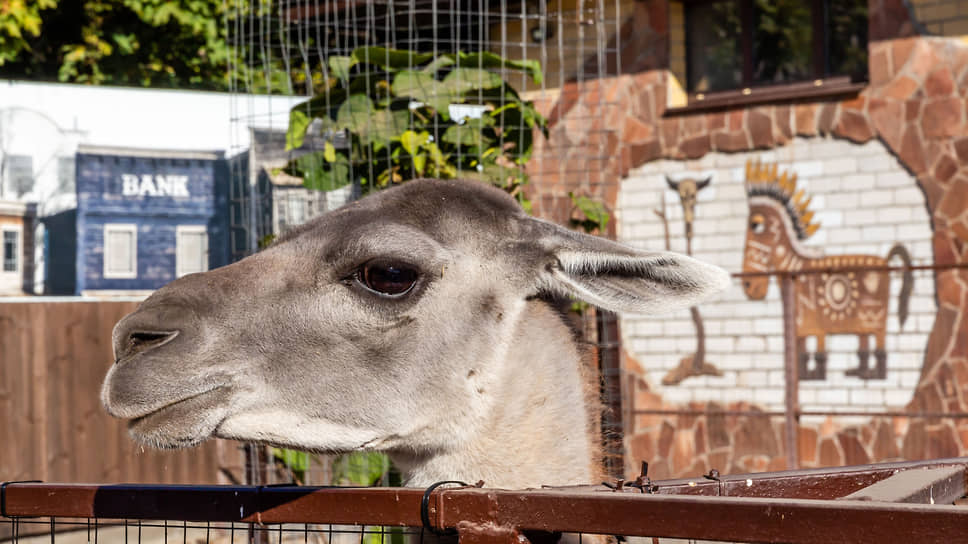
[101,178,728,489]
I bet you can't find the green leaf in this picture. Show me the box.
[368,108,411,149]
[111,33,136,55]
[311,162,351,192]
[447,51,544,85]
[421,55,456,74]
[286,81,348,128]
[443,118,495,146]
[258,233,277,250]
[336,93,375,134]
[333,452,391,486]
[399,130,429,155]
[423,141,451,173]
[351,46,434,71]
[412,153,427,176]
[271,448,310,473]
[286,108,311,150]
[323,141,336,162]
[391,70,451,117]
[290,151,352,192]
[441,68,503,95]
[329,55,356,82]
[570,193,610,232]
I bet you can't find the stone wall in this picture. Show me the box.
[525,5,968,477]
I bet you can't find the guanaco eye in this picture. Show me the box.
[359,260,419,297]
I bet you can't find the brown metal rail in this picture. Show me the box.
[631,408,968,418]
[4,458,967,544]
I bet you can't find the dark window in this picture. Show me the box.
[685,0,867,94]
[3,230,18,272]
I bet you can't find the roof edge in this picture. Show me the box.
[77,144,224,160]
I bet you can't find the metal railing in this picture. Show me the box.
[3,458,967,544]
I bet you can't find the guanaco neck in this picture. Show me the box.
[390,300,600,489]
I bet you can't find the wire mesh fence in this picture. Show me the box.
[5,519,421,544]
[223,0,627,255]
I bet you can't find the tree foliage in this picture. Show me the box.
[1,0,233,90]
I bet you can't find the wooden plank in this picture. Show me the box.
[0,301,239,487]
[839,465,966,504]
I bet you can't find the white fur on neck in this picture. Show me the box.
[390,301,597,489]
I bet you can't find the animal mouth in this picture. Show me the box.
[127,385,230,445]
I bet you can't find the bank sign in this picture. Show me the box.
[121,173,191,197]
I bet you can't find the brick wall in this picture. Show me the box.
[618,137,935,417]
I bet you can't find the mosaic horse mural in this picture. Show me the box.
[741,160,913,380]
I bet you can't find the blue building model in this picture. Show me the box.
[61,146,229,295]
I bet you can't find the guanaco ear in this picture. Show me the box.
[531,222,731,314]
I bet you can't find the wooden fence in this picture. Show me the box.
[0,301,242,487]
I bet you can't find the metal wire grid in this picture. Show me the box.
[227,0,625,90]
[224,0,627,255]
[2,518,751,544]
[4,518,424,544]
[221,0,628,482]
[4,520,672,544]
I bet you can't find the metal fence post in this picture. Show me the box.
[780,272,800,470]
[244,444,269,544]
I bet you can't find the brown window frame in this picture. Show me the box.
[670,0,868,113]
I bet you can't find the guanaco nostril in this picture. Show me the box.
[118,331,177,362]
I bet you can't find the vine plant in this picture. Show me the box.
[284,46,548,210]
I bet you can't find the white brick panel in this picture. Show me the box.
[817,388,849,404]
[825,157,859,175]
[885,389,914,406]
[619,137,935,413]
[754,388,785,405]
[876,171,912,188]
[841,173,876,190]
[849,389,885,406]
